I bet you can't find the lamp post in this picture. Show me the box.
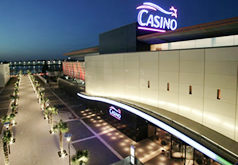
[130,144,136,165]
[65,133,72,165]
[4,122,10,130]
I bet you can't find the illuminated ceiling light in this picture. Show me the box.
[120,142,126,146]
[124,139,130,143]
[111,136,116,140]
[109,128,115,131]
[137,148,144,152]
[159,156,167,161]
[101,127,108,130]
[150,143,156,146]
[147,145,153,149]
[77,93,233,165]
[158,161,166,165]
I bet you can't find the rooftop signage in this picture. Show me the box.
[109,106,121,120]
[137,2,178,33]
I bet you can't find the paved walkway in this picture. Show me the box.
[0,76,68,165]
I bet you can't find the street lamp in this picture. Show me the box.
[4,122,10,130]
[65,133,72,165]
[130,144,136,165]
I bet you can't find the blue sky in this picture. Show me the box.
[0,0,237,61]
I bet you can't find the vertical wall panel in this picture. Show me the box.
[158,50,180,113]
[112,54,125,98]
[139,52,159,107]
[204,47,238,139]
[85,56,97,95]
[236,81,238,141]
[179,49,205,124]
[124,53,140,101]
[103,55,113,97]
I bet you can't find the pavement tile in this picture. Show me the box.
[0,76,68,165]
[99,130,132,158]
[67,120,94,141]
[73,138,120,165]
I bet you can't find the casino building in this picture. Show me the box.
[63,3,238,164]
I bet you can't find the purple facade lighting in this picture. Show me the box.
[136,5,157,11]
[138,26,166,33]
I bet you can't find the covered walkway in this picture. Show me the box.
[0,76,68,165]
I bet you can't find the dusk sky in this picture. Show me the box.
[0,0,237,61]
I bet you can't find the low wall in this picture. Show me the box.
[57,78,84,95]
[37,75,47,84]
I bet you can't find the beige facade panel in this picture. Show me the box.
[85,46,238,142]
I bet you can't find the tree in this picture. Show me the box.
[2,130,12,165]
[44,106,50,120]
[35,82,40,93]
[39,93,45,104]
[11,103,17,114]
[9,113,16,126]
[48,107,58,133]
[14,88,19,96]
[10,94,19,106]
[53,119,69,155]
[72,150,89,165]
[38,89,45,102]
[1,115,10,125]
[41,97,49,111]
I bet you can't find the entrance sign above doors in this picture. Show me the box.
[109,106,122,120]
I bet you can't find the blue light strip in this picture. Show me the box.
[77,93,233,165]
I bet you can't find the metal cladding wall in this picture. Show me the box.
[99,23,150,54]
[99,23,137,54]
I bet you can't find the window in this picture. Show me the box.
[189,85,192,95]
[148,81,150,88]
[167,83,170,91]
[217,89,221,100]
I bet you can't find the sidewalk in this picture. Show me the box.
[0,76,68,165]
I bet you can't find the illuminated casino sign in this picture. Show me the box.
[137,2,178,32]
[109,106,121,120]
